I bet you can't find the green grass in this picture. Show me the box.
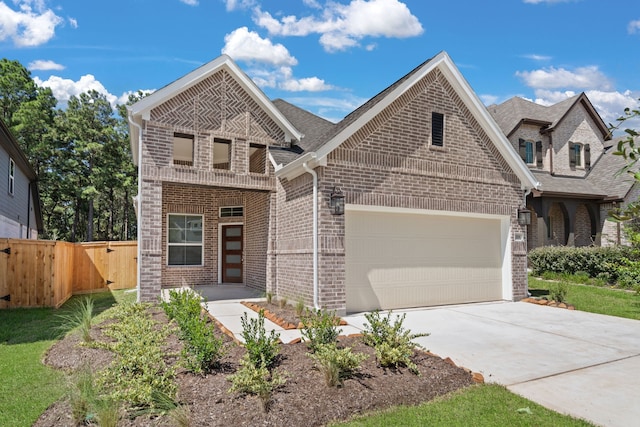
[529,276,640,320]
[334,383,594,427]
[0,290,135,427]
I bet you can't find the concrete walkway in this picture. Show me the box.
[344,301,640,427]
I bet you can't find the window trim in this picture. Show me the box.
[167,213,204,266]
[8,158,15,196]
[431,112,444,147]
[569,142,584,169]
[219,206,244,218]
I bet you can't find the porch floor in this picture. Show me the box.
[192,284,264,302]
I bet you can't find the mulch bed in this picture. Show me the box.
[35,304,477,427]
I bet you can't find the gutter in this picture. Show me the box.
[128,110,143,303]
[302,157,320,310]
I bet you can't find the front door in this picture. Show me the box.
[222,225,243,283]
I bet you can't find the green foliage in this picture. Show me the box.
[528,245,639,282]
[362,310,428,375]
[56,296,94,343]
[548,282,569,303]
[161,289,225,374]
[240,310,280,369]
[308,343,368,387]
[227,355,286,412]
[97,302,176,409]
[278,296,288,309]
[614,259,640,289]
[295,298,305,317]
[301,308,342,353]
[68,365,96,424]
[265,292,273,305]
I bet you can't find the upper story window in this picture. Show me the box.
[220,206,243,217]
[249,143,267,174]
[431,112,444,147]
[569,142,591,169]
[8,158,15,195]
[213,138,232,170]
[173,133,194,166]
[518,139,543,166]
[167,214,203,266]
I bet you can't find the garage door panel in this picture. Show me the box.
[346,209,506,312]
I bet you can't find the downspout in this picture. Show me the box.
[128,111,143,303]
[302,158,320,310]
[26,181,31,239]
[548,132,554,175]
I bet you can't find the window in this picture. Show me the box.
[8,158,15,195]
[249,143,267,173]
[518,139,543,166]
[220,206,243,217]
[167,214,203,266]
[213,138,231,170]
[569,142,590,169]
[431,112,444,147]
[173,133,194,166]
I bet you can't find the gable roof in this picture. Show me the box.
[127,55,303,165]
[488,93,610,140]
[275,51,540,191]
[0,118,44,233]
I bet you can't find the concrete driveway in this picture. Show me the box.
[344,301,640,427]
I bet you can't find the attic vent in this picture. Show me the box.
[431,112,444,147]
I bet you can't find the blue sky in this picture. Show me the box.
[2,0,639,129]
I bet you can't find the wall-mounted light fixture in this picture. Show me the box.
[330,186,345,215]
[517,207,531,226]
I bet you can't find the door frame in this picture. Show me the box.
[217,222,243,284]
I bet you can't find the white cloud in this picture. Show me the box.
[286,95,368,122]
[34,74,118,107]
[480,94,500,105]
[0,0,63,46]
[522,53,551,61]
[68,17,77,28]
[222,27,297,67]
[628,20,640,34]
[28,59,64,70]
[516,66,613,91]
[280,76,333,92]
[225,0,256,11]
[253,0,423,52]
[179,0,198,5]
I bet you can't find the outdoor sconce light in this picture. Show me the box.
[330,186,345,215]
[517,207,531,226]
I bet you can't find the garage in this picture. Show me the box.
[345,206,511,313]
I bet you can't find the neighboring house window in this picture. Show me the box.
[569,142,590,169]
[173,133,194,166]
[518,139,543,166]
[213,138,232,170]
[431,112,444,147]
[167,214,203,266]
[249,143,267,174]
[220,206,243,217]
[8,158,15,195]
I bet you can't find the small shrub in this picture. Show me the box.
[573,271,590,283]
[362,310,428,375]
[228,355,286,412]
[278,297,288,309]
[548,282,569,303]
[616,261,640,289]
[180,316,225,374]
[295,298,305,317]
[265,292,273,305]
[68,365,96,424]
[240,310,280,369]
[94,398,121,427]
[308,343,367,387]
[58,296,94,343]
[301,308,342,353]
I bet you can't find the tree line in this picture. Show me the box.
[1,58,138,242]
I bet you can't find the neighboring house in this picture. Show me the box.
[488,94,637,249]
[129,52,539,314]
[0,118,43,239]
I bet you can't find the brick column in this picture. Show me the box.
[139,179,163,302]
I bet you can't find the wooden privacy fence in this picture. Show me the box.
[0,239,137,309]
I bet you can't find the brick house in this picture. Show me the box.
[488,94,638,249]
[129,52,540,314]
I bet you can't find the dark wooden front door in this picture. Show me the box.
[222,225,243,283]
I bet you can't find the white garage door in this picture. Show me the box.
[345,208,508,313]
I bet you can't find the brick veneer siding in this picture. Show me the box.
[548,203,566,245]
[574,204,593,247]
[274,68,529,313]
[551,107,604,177]
[508,123,549,170]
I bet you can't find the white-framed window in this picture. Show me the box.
[8,158,15,195]
[173,133,194,166]
[431,112,444,147]
[167,214,203,266]
[220,206,243,217]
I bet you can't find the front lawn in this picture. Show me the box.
[0,290,134,427]
[528,276,640,320]
[335,383,593,427]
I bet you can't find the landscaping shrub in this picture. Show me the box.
[614,260,640,289]
[227,355,286,413]
[240,310,280,369]
[301,308,342,353]
[308,343,368,387]
[362,310,428,375]
[57,296,95,343]
[548,282,569,303]
[528,246,639,281]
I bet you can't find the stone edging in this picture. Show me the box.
[520,298,575,310]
